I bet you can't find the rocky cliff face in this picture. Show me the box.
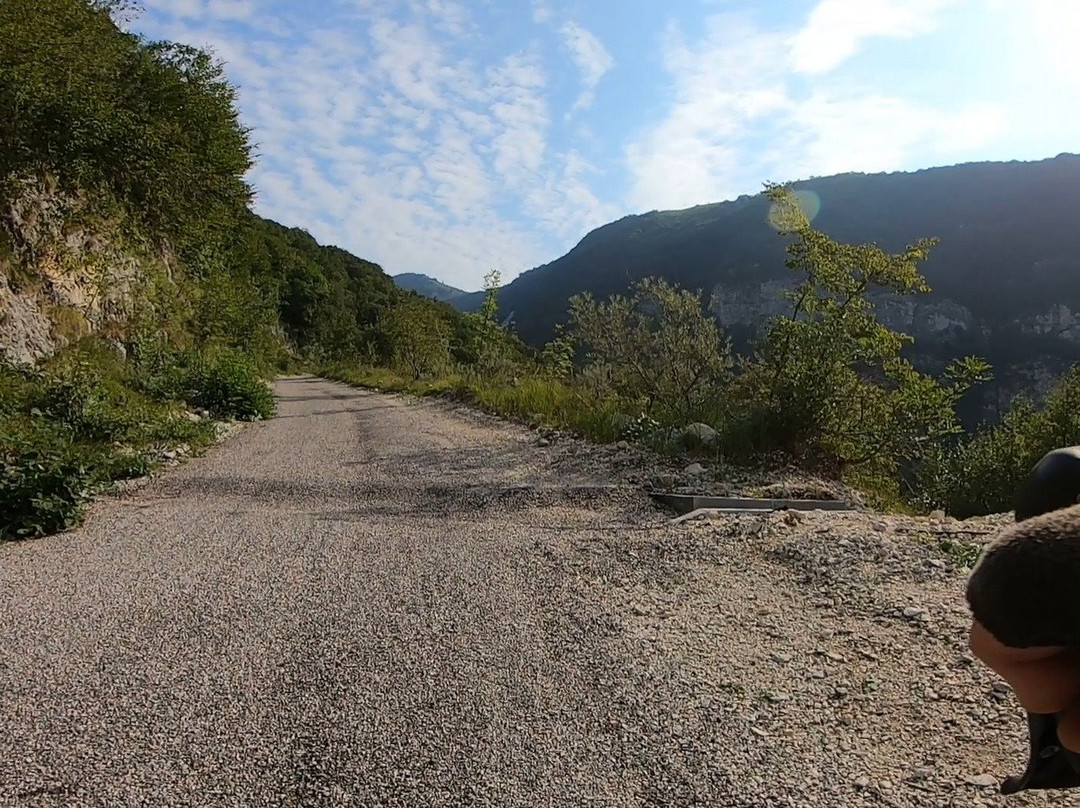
[0,175,151,365]
[707,276,1079,422]
[711,279,978,341]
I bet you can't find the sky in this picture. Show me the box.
[129,0,1080,291]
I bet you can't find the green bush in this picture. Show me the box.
[178,350,275,421]
[568,276,731,424]
[0,419,103,540]
[917,368,1080,516]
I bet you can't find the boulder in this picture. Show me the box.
[681,422,718,449]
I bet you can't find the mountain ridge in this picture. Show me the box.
[421,152,1080,423]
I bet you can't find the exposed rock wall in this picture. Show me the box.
[0,175,149,365]
[707,277,1080,426]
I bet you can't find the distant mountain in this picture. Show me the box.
[464,153,1080,424]
[393,272,472,305]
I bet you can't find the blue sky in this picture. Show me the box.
[131,0,1079,291]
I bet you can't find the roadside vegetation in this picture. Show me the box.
[4,0,1080,539]
[324,186,1080,519]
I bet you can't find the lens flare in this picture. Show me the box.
[767,189,822,231]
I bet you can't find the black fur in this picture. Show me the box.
[966,502,1080,648]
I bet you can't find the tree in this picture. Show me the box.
[380,294,451,380]
[921,366,1080,516]
[568,276,731,423]
[729,184,990,484]
[538,324,575,380]
[460,269,516,375]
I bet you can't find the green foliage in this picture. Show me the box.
[0,0,252,257]
[538,324,576,380]
[619,413,663,442]
[457,269,527,377]
[569,276,732,424]
[226,215,399,363]
[1,419,102,539]
[380,294,452,380]
[0,336,255,540]
[722,186,989,489]
[31,338,147,442]
[918,367,1080,516]
[158,348,275,421]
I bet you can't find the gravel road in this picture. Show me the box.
[1,376,1076,807]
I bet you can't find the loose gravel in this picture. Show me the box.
[0,375,1074,806]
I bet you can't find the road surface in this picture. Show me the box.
[0,377,1066,806]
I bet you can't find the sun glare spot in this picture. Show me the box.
[767,189,821,231]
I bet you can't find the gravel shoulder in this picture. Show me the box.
[0,376,1071,806]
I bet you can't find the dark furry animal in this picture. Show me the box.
[965,446,1080,794]
[966,501,1080,648]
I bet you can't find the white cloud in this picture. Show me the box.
[369,18,449,109]
[531,0,552,24]
[130,0,617,290]
[625,5,1005,212]
[484,52,550,182]
[788,0,954,74]
[141,0,260,25]
[559,21,615,111]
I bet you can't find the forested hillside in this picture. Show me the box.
[6,0,1080,541]
[0,0,493,538]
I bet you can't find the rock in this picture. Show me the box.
[655,473,677,489]
[680,422,719,449]
[684,463,706,476]
[616,440,630,451]
[902,606,926,619]
[537,438,551,447]
[963,774,998,788]
[929,509,946,520]
[162,450,178,461]
[103,338,127,360]
[185,411,202,423]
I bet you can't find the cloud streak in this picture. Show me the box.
[788,0,953,74]
[559,21,615,111]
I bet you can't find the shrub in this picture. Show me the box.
[0,419,103,539]
[380,295,452,380]
[917,367,1080,516]
[178,350,275,421]
[569,276,731,424]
